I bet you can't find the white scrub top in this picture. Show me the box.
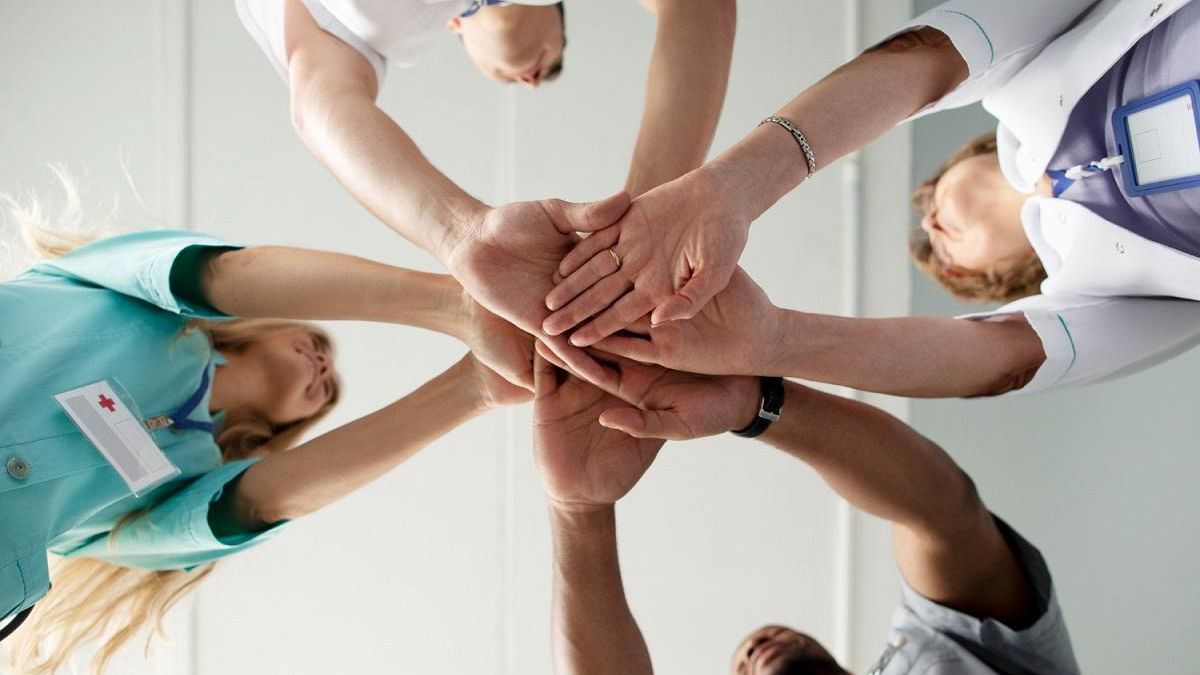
[886,0,1200,395]
[237,0,562,88]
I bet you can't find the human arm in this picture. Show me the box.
[194,245,535,389]
[590,267,1045,398]
[594,367,1037,627]
[217,354,529,531]
[532,354,662,675]
[757,382,1038,627]
[623,0,735,198]
[543,27,968,343]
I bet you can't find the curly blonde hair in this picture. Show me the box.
[909,132,1046,303]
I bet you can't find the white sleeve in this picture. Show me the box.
[235,0,388,88]
[870,0,1100,118]
[961,294,1200,395]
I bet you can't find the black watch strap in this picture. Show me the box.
[731,377,785,438]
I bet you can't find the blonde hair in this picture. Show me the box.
[909,132,1047,303]
[3,173,341,675]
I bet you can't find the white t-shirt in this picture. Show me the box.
[236,0,560,87]
[893,0,1200,395]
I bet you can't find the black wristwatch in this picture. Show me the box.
[731,377,785,438]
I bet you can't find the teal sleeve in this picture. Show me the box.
[64,459,289,571]
[31,230,242,319]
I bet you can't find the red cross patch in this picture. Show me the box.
[98,394,117,412]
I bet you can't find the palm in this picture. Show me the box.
[594,267,778,375]
[533,364,663,512]
[603,356,759,440]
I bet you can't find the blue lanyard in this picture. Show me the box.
[460,0,508,17]
[169,361,216,435]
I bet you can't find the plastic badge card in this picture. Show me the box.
[1113,80,1200,196]
[55,380,180,495]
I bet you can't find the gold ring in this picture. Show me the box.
[608,248,621,268]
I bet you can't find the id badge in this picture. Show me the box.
[54,380,180,496]
[1112,80,1200,196]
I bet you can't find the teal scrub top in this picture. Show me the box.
[0,230,288,623]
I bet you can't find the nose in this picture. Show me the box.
[518,72,541,88]
[314,349,331,377]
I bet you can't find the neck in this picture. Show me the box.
[209,356,254,417]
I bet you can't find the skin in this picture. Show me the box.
[588,267,1045,398]
[281,0,735,389]
[920,153,1040,274]
[195,245,533,531]
[540,372,1040,675]
[209,326,338,425]
[544,27,970,342]
[448,4,564,88]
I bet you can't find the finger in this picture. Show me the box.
[570,291,655,347]
[532,351,559,399]
[543,273,632,336]
[542,334,618,391]
[555,225,621,280]
[591,334,660,365]
[600,407,688,440]
[548,190,631,234]
[534,340,569,370]
[621,315,654,338]
[650,267,734,325]
[545,246,622,312]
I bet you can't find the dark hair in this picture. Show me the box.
[543,2,566,81]
[909,131,1046,303]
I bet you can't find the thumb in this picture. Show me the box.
[650,267,731,325]
[533,350,559,399]
[550,190,631,234]
[600,407,680,440]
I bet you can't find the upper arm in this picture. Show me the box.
[283,0,379,114]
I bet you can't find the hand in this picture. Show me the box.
[535,343,760,441]
[532,353,663,513]
[463,353,533,409]
[591,267,781,376]
[458,290,536,391]
[541,169,751,346]
[446,193,631,390]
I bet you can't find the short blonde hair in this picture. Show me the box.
[909,132,1046,303]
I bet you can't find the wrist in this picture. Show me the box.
[548,501,617,528]
[760,305,792,374]
[436,198,490,266]
[448,356,495,414]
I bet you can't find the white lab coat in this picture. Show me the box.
[896,0,1200,394]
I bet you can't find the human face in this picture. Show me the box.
[447,4,564,88]
[919,153,1034,274]
[731,625,848,675]
[236,328,338,425]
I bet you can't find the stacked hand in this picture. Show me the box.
[447,182,774,509]
[540,170,753,347]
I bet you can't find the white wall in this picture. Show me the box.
[1,1,911,673]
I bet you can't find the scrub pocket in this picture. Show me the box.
[0,559,26,622]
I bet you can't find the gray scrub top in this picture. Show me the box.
[1049,0,1200,256]
[869,518,1081,675]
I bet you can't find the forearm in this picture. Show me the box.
[766,310,1045,398]
[292,92,485,261]
[700,27,967,222]
[550,506,653,675]
[624,0,735,197]
[201,247,470,338]
[761,382,1034,623]
[761,382,980,540]
[230,358,487,526]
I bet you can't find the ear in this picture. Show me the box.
[446,16,463,33]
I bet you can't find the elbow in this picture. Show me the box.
[965,318,1046,398]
